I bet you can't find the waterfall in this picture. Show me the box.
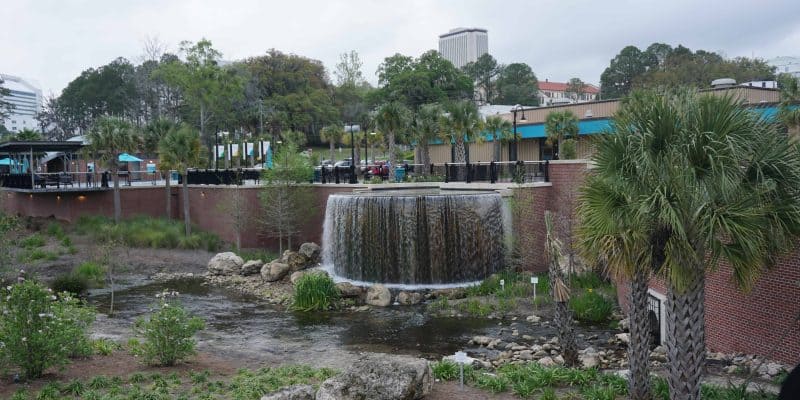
[322,190,505,287]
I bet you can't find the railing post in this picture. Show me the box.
[490,161,496,184]
[334,166,340,184]
[444,163,449,183]
[544,160,550,182]
[429,163,434,175]
[466,162,472,183]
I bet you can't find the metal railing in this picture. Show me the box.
[311,160,549,184]
[181,169,262,185]
[0,170,172,190]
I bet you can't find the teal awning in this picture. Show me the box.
[118,153,143,162]
[0,158,19,166]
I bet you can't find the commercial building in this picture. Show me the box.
[425,85,782,164]
[0,74,42,133]
[438,27,488,69]
[538,80,600,106]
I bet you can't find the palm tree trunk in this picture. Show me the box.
[112,169,121,224]
[388,132,396,164]
[454,138,466,163]
[421,143,431,175]
[493,137,501,162]
[182,174,191,236]
[628,267,652,400]
[164,173,171,220]
[666,267,705,400]
[555,300,579,367]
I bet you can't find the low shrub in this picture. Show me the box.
[20,248,59,262]
[570,289,615,323]
[46,222,66,239]
[73,261,106,285]
[75,216,221,251]
[227,365,336,399]
[427,296,450,313]
[132,291,205,366]
[51,273,89,296]
[0,281,95,378]
[20,233,46,248]
[291,272,339,311]
[432,360,460,380]
[237,249,279,263]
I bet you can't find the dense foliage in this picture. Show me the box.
[75,215,221,251]
[290,272,340,311]
[0,281,95,378]
[600,43,776,98]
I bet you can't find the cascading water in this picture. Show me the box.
[322,189,506,287]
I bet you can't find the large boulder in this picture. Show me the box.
[299,242,322,264]
[208,252,244,276]
[336,282,364,298]
[290,269,329,285]
[261,261,291,282]
[366,284,392,307]
[260,384,315,400]
[241,260,264,276]
[316,354,432,400]
[396,291,423,306]
[284,251,310,272]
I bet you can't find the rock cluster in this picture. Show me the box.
[207,252,244,275]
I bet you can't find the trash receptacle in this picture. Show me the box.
[394,167,406,182]
[313,168,321,183]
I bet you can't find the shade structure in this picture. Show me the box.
[0,158,19,166]
[118,153,143,162]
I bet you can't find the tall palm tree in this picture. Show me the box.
[144,118,176,219]
[544,110,579,160]
[320,124,345,162]
[545,211,579,367]
[412,103,444,173]
[375,101,411,165]
[580,89,800,400]
[484,115,512,162]
[442,100,483,163]
[85,116,140,224]
[159,124,203,236]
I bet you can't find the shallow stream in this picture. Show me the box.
[87,277,553,369]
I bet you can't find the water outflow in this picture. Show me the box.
[322,190,506,286]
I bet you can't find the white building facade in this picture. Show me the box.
[1,74,42,133]
[768,56,800,79]
[438,28,488,69]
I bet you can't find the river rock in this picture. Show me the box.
[397,291,423,305]
[615,333,630,344]
[261,262,291,282]
[208,252,244,275]
[299,242,322,263]
[260,384,315,400]
[580,354,600,369]
[316,354,432,400]
[290,269,329,285]
[538,356,555,367]
[431,287,467,299]
[241,260,263,276]
[366,284,392,307]
[336,282,364,298]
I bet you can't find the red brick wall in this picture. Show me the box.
[512,185,550,272]
[1,184,360,249]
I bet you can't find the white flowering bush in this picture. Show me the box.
[132,290,205,366]
[0,280,95,378]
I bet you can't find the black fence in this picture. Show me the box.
[180,169,262,185]
[313,161,549,184]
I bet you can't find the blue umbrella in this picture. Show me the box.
[118,153,143,162]
[0,158,18,166]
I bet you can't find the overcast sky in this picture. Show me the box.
[3,0,800,96]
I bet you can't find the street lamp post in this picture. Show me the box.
[510,104,527,161]
[345,123,359,184]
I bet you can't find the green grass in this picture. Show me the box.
[51,273,89,295]
[465,269,546,298]
[46,222,67,239]
[75,215,221,251]
[570,289,615,324]
[228,365,336,399]
[291,272,339,311]
[237,249,279,263]
[19,248,59,262]
[73,261,106,285]
[20,233,46,248]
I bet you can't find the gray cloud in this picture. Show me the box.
[2,0,799,95]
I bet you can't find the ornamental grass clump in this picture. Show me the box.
[0,280,95,379]
[132,290,205,366]
[291,272,339,311]
[569,289,615,324]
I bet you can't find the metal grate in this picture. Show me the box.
[648,294,662,345]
